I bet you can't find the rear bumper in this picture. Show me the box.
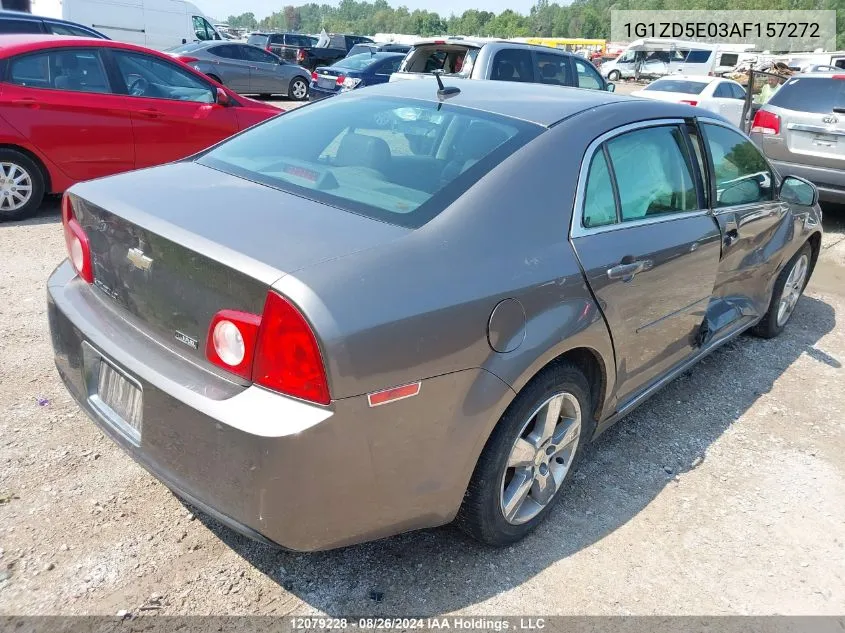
[48,261,512,551]
[308,84,338,100]
[767,157,845,204]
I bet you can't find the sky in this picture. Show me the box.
[195,0,536,21]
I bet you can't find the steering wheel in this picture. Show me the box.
[128,76,149,97]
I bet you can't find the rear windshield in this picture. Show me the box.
[768,76,845,113]
[644,79,708,94]
[401,44,479,77]
[167,43,203,54]
[333,53,379,71]
[198,95,541,228]
[347,44,375,57]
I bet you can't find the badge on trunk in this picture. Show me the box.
[127,247,153,271]
[175,331,199,350]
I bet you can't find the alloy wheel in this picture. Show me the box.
[776,254,809,327]
[292,79,307,99]
[0,162,32,212]
[500,392,582,525]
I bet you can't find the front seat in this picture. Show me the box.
[54,53,85,91]
[334,132,391,175]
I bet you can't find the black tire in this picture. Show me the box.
[608,70,621,81]
[0,149,46,222]
[206,74,223,84]
[456,362,595,546]
[751,242,813,339]
[259,93,273,99]
[289,77,309,101]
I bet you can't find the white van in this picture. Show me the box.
[600,39,753,80]
[37,0,222,50]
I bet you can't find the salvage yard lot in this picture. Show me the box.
[0,83,843,614]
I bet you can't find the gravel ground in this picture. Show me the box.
[1,159,844,615]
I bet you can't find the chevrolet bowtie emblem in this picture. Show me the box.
[127,247,153,271]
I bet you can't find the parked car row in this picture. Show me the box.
[0,35,281,220]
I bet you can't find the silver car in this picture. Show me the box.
[168,41,310,100]
[750,72,845,203]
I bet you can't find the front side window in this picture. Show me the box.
[729,83,746,100]
[491,49,534,83]
[702,123,774,207]
[192,16,213,41]
[574,58,602,89]
[114,51,213,103]
[199,96,541,228]
[240,45,277,64]
[9,49,110,93]
[606,126,698,221]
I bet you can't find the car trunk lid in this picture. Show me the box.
[69,161,409,372]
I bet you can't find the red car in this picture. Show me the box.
[0,35,282,220]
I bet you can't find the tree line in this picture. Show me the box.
[222,0,844,48]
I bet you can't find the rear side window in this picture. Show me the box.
[768,77,845,114]
[199,96,541,228]
[729,83,746,99]
[645,79,707,94]
[535,52,571,86]
[491,49,534,83]
[0,18,43,34]
[685,50,712,63]
[583,151,617,227]
[9,49,110,93]
[702,123,773,207]
[713,83,732,98]
[606,126,698,221]
[47,22,99,37]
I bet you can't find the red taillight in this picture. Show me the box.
[751,109,781,135]
[433,40,446,44]
[253,292,330,405]
[296,48,305,62]
[311,70,318,82]
[61,194,92,284]
[205,310,261,380]
[335,74,345,85]
[176,55,199,64]
[265,45,272,53]
[680,99,698,106]
[832,75,845,80]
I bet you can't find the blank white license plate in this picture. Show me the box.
[97,362,143,441]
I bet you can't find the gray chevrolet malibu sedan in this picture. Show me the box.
[48,79,823,551]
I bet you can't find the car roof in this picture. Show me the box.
[792,72,845,79]
[651,75,720,84]
[0,9,41,20]
[0,33,169,57]
[358,78,671,127]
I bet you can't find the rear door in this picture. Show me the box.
[205,44,249,92]
[110,49,238,169]
[570,120,721,403]
[0,47,134,182]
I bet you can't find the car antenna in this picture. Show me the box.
[432,69,460,99]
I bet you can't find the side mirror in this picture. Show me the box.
[779,175,818,206]
[215,87,231,106]
[606,82,615,92]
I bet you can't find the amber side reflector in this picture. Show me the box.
[367,382,421,407]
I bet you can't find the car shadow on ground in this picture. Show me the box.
[194,292,838,616]
[0,196,61,228]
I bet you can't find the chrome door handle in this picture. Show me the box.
[607,260,650,282]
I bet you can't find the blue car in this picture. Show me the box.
[309,52,405,100]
